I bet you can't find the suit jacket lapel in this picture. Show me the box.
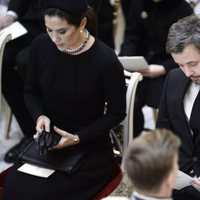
[176,77,193,146]
[178,78,200,147]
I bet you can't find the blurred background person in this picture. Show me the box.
[88,0,115,49]
[0,0,45,163]
[120,0,134,25]
[119,0,193,137]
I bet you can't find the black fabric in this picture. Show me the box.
[19,141,87,174]
[120,0,134,24]
[40,0,88,15]
[173,186,200,200]
[15,46,30,84]
[189,90,200,144]
[2,37,35,137]
[88,0,115,48]
[3,149,114,200]
[4,137,34,163]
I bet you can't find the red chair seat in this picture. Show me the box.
[0,167,11,199]
[93,161,122,200]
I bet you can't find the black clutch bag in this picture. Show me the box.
[19,141,87,174]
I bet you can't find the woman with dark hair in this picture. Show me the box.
[2,0,126,199]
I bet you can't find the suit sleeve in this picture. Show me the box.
[156,71,173,130]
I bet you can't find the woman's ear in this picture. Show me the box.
[80,17,87,32]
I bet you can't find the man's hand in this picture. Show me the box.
[191,178,200,191]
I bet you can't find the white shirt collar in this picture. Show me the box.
[132,191,172,200]
[183,82,200,121]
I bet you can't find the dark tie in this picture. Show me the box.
[189,90,200,144]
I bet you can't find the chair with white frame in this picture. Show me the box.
[0,32,13,139]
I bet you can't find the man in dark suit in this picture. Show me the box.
[0,0,44,163]
[157,14,200,200]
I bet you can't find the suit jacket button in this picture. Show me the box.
[193,157,198,162]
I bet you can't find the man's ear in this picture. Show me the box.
[157,172,174,197]
[165,166,177,193]
[167,155,179,190]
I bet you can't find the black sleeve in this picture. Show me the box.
[24,35,46,122]
[8,0,29,17]
[76,52,127,143]
[119,0,144,56]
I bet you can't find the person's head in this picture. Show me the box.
[166,14,200,85]
[40,0,96,52]
[125,129,180,197]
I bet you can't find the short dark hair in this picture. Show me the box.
[125,129,180,193]
[166,14,200,54]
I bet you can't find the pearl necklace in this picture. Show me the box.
[63,29,90,55]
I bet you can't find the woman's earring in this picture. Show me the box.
[80,29,83,33]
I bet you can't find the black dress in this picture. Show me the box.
[3,34,126,200]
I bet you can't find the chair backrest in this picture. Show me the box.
[111,70,143,171]
[119,55,144,154]
[0,32,11,118]
[122,71,143,170]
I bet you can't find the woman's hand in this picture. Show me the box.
[51,126,80,149]
[36,115,51,133]
[139,64,166,78]
[191,178,200,191]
